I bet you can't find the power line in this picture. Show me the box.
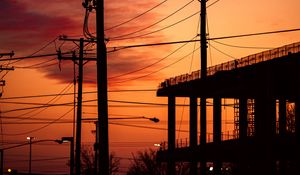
[11,82,74,122]
[110,11,200,41]
[5,157,69,162]
[14,58,57,69]
[108,39,198,53]
[109,36,197,79]
[108,28,300,52]
[109,0,195,40]
[209,43,236,59]
[0,89,156,100]
[210,28,300,40]
[108,0,220,41]
[0,52,71,62]
[7,37,58,65]
[0,107,73,136]
[114,46,200,83]
[211,40,274,49]
[0,98,220,114]
[105,0,169,31]
[207,0,221,8]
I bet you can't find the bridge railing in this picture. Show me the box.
[159,42,300,89]
[158,131,237,151]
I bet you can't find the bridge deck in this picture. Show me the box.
[157,42,300,98]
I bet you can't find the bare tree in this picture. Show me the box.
[127,149,162,175]
[80,145,120,175]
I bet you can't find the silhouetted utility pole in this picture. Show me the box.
[0,149,3,175]
[58,38,96,175]
[0,51,14,58]
[96,0,109,174]
[200,1,207,175]
[0,51,14,97]
[75,38,83,175]
[0,52,14,175]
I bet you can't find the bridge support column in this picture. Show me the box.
[296,98,300,144]
[238,98,248,175]
[254,97,276,175]
[168,96,176,175]
[293,97,300,174]
[200,97,207,175]
[239,98,248,140]
[190,97,198,175]
[213,97,222,174]
[279,98,287,175]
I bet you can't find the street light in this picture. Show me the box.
[82,116,160,123]
[26,136,34,175]
[82,116,160,174]
[56,137,74,175]
[1,138,72,175]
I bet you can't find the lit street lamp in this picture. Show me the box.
[56,137,74,175]
[26,136,34,175]
[0,137,73,175]
[83,116,160,174]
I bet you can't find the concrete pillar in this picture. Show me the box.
[278,98,287,174]
[238,98,248,175]
[213,97,222,174]
[254,97,276,175]
[213,97,222,143]
[168,96,176,175]
[190,97,198,175]
[279,98,287,137]
[239,98,248,140]
[200,98,207,175]
[296,98,300,143]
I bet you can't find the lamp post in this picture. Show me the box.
[83,116,160,174]
[26,136,34,175]
[59,137,74,175]
[1,138,72,175]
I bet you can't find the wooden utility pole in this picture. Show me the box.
[75,38,84,175]
[96,0,109,174]
[0,52,14,97]
[200,0,207,175]
[58,38,96,175]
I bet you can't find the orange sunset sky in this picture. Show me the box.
[0,0,300,174]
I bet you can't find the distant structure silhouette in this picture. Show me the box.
[156,42,300,175]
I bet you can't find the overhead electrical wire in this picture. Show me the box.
[109,0,195,40]
[0,98,219,114]
[207,0,221,8]
[114,46,200,83]
[209,43,236,59]
[211,40,274,50]
[13,58,57,69]
[0,89,156,100]
[0,52,71,62]
[110,10,200,41]
[1,107,74,136]
[108,0,220,41]
[109,36,197,79]
[7,37,59,65]
[105,0,169,31]
[10,82,74,121]
[178,17,200,139]
[108,28,300,52]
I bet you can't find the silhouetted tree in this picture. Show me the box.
[127,149,162,175]
[80,145,120,175]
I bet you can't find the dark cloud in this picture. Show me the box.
[0,0,80,54]
[1,0,171,88]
